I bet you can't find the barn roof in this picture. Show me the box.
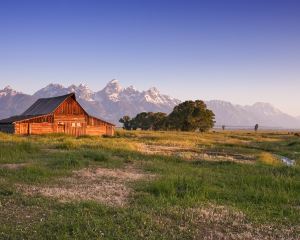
[0,93,115,126]
[0,115,45,124]
[22,93,75,116]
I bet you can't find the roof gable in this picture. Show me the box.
[22,93,75,116]
[0,93,115,126]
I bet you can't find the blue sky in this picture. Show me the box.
[0,0,299,116]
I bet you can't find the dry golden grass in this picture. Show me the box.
[0,130,299,239]
[259,152,282,166]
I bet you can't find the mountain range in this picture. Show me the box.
[0,80,299,129]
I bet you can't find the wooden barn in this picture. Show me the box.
[0,93,115,136]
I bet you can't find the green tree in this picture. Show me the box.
[129,112,168,131]
[130,112,167,130]
[167,100,215,132]
[130,112,150,130]
[150,112,167,130]
[254,124,259,132]
[119,116,132,130]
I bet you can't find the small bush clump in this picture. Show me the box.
[259,152,281,166]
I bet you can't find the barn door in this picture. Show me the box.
[77,123,86,136]
[74,122,86,136]
[57,123,65,133]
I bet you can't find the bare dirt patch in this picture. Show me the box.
[17,166,153,207]
[188,206,299,240]
[138,144,256,164]
[0,163,29,170]
[156,204,300,240]
[0,198,46,226]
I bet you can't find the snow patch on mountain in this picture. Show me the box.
[0,81,300,128]
[33,83,67,98]
[68,84,94,102]
[94,79,180,107]
[31,80,181,123]
[34,83,95,101]
[97,79,123,102]
[0,86,18,97]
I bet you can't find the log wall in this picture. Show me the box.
[54,97,86,116]
[15,123,54,135]
[3,96,114,136]
[8,119,114,136]
[30,123,54,134]
[86,125,107,136]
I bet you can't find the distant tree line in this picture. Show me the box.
[119,100,215,132]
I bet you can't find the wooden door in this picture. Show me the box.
[57,124,65,133]
[74,123,86,136]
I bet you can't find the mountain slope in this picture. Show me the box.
[93,80,181,122]
[34,80,181,123]
[0,81,299,128]
[206,100,300,128]
[0,80,180,124]
[0,86,36,119]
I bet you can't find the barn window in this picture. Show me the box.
[76,123,81,127]
[71,123,76,127]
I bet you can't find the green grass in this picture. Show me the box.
[0,130,299,239]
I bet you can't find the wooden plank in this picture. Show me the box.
[9,95,114,136]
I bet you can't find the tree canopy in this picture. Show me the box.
[131,112,167,130]
[119,100,215,132]
[167,100,215,132]
[119,116,132,130]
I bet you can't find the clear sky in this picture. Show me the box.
[0,0,299,116]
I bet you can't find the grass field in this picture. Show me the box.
[0,130,299,239]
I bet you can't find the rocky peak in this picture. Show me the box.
[0,85,18,97]
[103,79,122,94]
[147,87,159,93]
[67,84,94,101]
[4,85,13,90]
[96,79,123,102]
[33,83,68,98]
[1,80,300,128]
[122,85,138,94]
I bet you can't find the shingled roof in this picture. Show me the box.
[22,93,75,116]
[0,115,44,124]
[0,93,75,124]
[0,93,115,126]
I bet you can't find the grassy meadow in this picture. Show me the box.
[0,130,299,239]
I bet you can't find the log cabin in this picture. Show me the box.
[0,93,115,136]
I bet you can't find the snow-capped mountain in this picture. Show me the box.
[93,79,181,122]
[34,83,95,102]
[0,80,299,128]
[94,79,180,106]
[0,85,20,97]
[95,79,123,102]
[0,86,36,119]
[0,80,180,124]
